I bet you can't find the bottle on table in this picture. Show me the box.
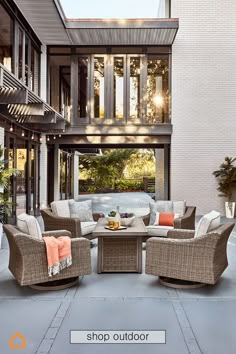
[114,206,121,229]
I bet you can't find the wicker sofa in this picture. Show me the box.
[145,211,235,287]
[41,199,104,240]
[3,224,91,287]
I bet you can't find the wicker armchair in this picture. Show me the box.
[143,206,196,229]
[41,208,104,240]
[145,223,235,288]
[3,224,91,288]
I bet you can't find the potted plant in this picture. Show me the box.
[0,145,18,248]
[213,156,236,218]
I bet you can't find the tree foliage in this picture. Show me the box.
[79,149,137,192]
[0,145,19,223]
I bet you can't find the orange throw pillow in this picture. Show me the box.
[159,212,175,226]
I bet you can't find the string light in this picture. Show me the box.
[39,135,42,142]
[31,132,34,140]
[47,136,50,141]
[21,130,25,137]
[59,134,61,138]
[53,135,56,140]
[10,123,13,132]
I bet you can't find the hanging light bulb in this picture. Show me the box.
[47,136,50,141]
[59,134,61,138]
[31,132,34,140]
[21,130,25,137]
[39,135,42,142]
[10,123,13,132]
[53,135,56,140]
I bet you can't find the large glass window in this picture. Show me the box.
[0,3,14,72]
[129,57,141,119]
[78,57,88,118]
[94,57,105,118]
[146,56,169,123]
[49,51,170,124]
[113,57,124,119]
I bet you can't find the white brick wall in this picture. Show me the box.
[171,0,236,215]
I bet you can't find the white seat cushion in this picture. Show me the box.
[81,221,97,236]
[17,213,42,240]
[69,200,93,221]
[194,210,221,238]
[146,225,173,237]
[51,199,73,217]
[149,200,173,225]
[173,201,186,216]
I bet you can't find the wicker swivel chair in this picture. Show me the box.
[3,224,91,289]
[145,223,235,288]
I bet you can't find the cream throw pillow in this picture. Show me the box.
[69,200,94,221]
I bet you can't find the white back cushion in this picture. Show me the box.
[173,201,186,216]
[194,210,221,238]
[51,199,73,217]
[17,213,42,240]
[69,200,93,221]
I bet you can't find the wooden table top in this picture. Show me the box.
[93,217,148,237]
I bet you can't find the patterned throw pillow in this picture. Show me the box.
[69,200,94,221]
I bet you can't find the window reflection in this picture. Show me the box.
[0,4,14,72]
[16,143,27,215]
[18,29,23,81]
[94,57,105,118]
[113,57,124,119]
[78,57,88,118]
[130,57,140,119]
[146,56,169,123]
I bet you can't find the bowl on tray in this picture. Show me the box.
[120,213,135,226]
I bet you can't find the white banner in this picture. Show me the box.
[70,330,166,344]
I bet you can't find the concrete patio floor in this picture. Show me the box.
[0,208,236,353]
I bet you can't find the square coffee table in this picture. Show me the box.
[92,217,148,273]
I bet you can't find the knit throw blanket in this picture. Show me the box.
[43,236,72,277]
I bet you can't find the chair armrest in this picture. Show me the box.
[14,234,46,256]
[174,206,196,230]
[41,209,82,238]
[42,230,72,238]
[71,237,91,248]
[93,213,105,221]
[167,229,195,239]
[142,214,150,226]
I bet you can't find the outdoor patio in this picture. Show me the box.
[0,212,236,354]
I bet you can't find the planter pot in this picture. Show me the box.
[0,223,3,249]
[225,202,235,218]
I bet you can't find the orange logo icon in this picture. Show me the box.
[9,332,27,349]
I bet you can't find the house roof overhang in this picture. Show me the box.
[65,18,179,46]
[13,0,179,46]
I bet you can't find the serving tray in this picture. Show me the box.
[105,226,127,231]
